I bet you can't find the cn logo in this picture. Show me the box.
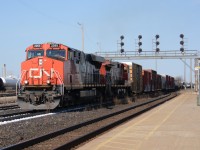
[29,68,54,79]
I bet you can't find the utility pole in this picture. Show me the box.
[78,23,84,51]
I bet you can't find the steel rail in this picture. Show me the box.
[55,94,177,150]
[0,105,19,111]
[2,93,177,150]
[0,110,47,122]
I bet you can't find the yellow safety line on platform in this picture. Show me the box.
[95,94,181,150]
[110,141,137,146]
[103,145,125,150]
[136,95,186,149]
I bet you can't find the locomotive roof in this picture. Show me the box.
[86,54,105,63]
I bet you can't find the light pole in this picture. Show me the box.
[78,23,84,51]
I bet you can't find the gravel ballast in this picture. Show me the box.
[0,95,170,149]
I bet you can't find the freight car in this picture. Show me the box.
[0,77,18,91]
[123,62,143,94]
[156,74,162,91]
[17,43,175,110]
[142,70,151,92]
[161,75,175,91]
[143,69,157,92]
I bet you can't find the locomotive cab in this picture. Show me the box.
[17,43,68,109]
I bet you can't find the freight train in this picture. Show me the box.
[17,43,175,110]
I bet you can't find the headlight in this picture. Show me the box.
[24,80,29,85]
[39,58,43,66]
[47,80,51,85]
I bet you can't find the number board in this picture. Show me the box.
[50,44,60,48]
[33,44,41,48]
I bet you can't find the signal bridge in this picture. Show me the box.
[95,49,200,92]
[95,50,199,60]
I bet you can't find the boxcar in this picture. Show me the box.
[142,70,151,92]
[123,62,143,94]
[143,69,157,92]
[156,74,162,90]
[161,75,166,90]
[169,76,175,90]
[166,75,170,90]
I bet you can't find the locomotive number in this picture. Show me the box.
[29,68,54,78]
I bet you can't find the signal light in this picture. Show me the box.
[138,42,142,46]
[138,35,142,53]
[120,49,124,53]
[119,35,125,53]
[120,42,124,47]
[154,34,160,53]
[156,41,160,46]
[156,48,160,52]
[180,34,184,38]
[155,34,159,39]
[180,34,184,53]
[180,40,184,45]
[180,48,184,52]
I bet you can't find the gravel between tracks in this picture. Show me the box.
[0,95,166,149]
[0,106,24,116]
[0,96,17,104]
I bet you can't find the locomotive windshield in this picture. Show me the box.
[46,50,66,60]
[28,50,44,59]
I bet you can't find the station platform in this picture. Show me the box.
[77,91,200,150]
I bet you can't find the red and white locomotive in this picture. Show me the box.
[17,43,175,110]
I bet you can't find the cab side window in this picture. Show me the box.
[68,50,74,60]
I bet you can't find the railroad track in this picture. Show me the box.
[2,93,177,150]
[0,102,112,123]
[0,110,49,122]
[0,105,19,111]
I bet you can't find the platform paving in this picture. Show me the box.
[77,91,200,150]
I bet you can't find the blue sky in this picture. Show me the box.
[0,0,199,82]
